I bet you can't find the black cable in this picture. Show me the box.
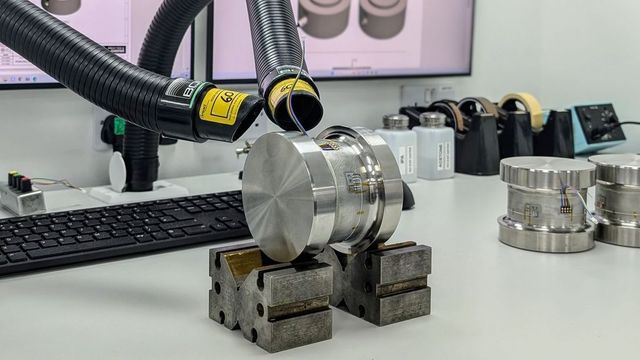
[591,121,640,140]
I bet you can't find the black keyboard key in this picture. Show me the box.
[111,223,129,230]
[58,237,76,246]
[7,252,28,263]
[84,219,100,227]
[51,217,69,224]
[50,224,67,232]
[211,222,228,232]
[214,203,229,210]
[200,205,216,212]
[24,234,43,243]
[39,240,59,248]
[78,227,95,235]
[0,231,12,239]
[34,219,52,226]
[159,216,175,223]
[226,222,242,229]
[14,229,32,237]
[163,209,193,221]
[21,243,39,251]
[148,211,164,218]
[2,245,21,254]
[128,228,144,236]
[93,232,111,241]
[152,232,170,241]
[160,219,201,231]
[67,221,84,229]
[135,234,153,243]
[69,215,86,222]
[143,226,160,233]
[93,225,112,233]
[167,229,185,238]
[111,230,128,238]
[143,218,160,226]
[28,237,137,260]
[184,225,212,236]
[4,237,24,245]
[128,220,144,228]
[76,235,94,243]
[133,213,149,220]
[185,206,202,214]
[0,255,7,265]
[116,215,133,223]
[0,224,16,231]
[59,229,78,237]
[17,221,35,228]
[216,216,233,223]
[33,226,50,234]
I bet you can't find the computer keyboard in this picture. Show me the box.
[0,190,250,276]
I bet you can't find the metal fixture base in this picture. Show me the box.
[209,244,333,353]
[498,216,595,253]
[317,242,432,326]
[597,220,640,248]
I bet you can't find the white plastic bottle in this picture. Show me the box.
[375,114,418,183]
[414,112,455,180]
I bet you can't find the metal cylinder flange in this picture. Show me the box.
[498,157,597,253]
[589,154,640,248]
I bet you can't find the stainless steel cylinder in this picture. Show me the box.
[299,0,351,39]
[360,0,407,39]
[42,0,81,15]
[242,126,403,263]
[497,157,597,253]
[589,154,640,248]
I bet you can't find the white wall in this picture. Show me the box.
[1,0,624,188]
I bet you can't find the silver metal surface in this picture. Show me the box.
[0,183,46,216]
[498,157,596,253]
[299,0,350,39]
[209,244,333,353]
[500,157,596,190]
[590,154,640,247]
[42,0,81,15]
[498,216,595,253]
[360,0,407,39]
[382,114,410,129]
[317,242,431,326]
[243,126,403,263]
[589,154,640,186]
[419,112,447,128]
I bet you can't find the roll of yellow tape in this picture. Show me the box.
[499,93,544,130]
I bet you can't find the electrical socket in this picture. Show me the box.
[401,84,456,107]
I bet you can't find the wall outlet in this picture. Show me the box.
[92,106,111,152]
[401,84,456,107]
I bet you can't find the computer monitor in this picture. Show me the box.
[0,0,193,89]
[208,0,474,83]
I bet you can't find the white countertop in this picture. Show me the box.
[0,167,639,359]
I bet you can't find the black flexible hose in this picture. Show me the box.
[124,0,212,192]
[0,0,263,144]
[246,0,324,131]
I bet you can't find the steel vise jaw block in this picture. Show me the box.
[209,244,333,353]
[318,242,432,326]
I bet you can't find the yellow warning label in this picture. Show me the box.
[199,88,249,126]
[268,79,318,114]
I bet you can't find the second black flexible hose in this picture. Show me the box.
[124,0,213,192]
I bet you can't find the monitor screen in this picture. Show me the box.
[0,0,193,89]
[208,0,474,82]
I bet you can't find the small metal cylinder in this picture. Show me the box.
[382,114,409,129]
[42,0,81,15]
[299,0,351,39]
[589,154,640,248]
[497,157,597,253]
[243,126,403,263]
[360,0,407,39]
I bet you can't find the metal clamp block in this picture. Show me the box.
[209,244,333,353]
[318,242,432,326]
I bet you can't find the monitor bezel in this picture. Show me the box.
[0,23,196,90]
[206,1,476,84]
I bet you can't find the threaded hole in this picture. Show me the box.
[257,303,264,317]
[214,282,221,295]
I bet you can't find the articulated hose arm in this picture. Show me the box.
[0,0,324,140]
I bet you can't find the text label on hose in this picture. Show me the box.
[199,88,250,126]
[157,78,209,142]
[268,78,319,115]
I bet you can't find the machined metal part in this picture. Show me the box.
[589,154,640,247]
[498,157,597,253]
[360,0,408,39]
[242,126,403,263]
[299,0,351,39]
[42,0,81,15]
[209,244,333,353]
[317,242,431,326]
[0,183,46,216]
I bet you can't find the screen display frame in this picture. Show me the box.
[206,1,475,84]
[0,23,195,91]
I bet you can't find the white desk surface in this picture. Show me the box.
[1,166,639,359]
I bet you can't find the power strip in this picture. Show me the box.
[0,172,46,216]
